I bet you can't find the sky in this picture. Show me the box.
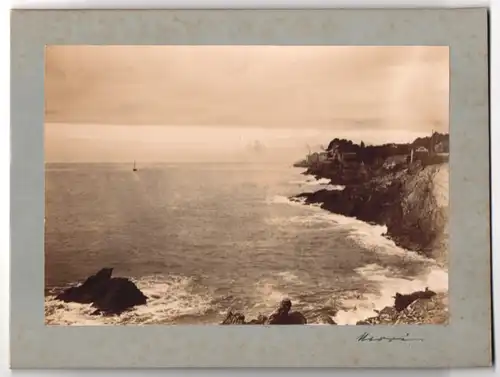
[45,45,449,163]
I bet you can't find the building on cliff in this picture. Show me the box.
[327,145,341,162]
[433,140,449,154]
[327,147,361,181]
[306,151,328,166]
[383,154,409,170]
[410,146,449,166]
[412,146,429,162]
[327,144,358,164]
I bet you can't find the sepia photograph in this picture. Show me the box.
[44,45,450,326]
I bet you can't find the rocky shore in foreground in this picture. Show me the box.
[220,288,446,325]
[48,266,448,326]
[356,292,448,325]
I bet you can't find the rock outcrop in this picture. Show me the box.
[393,287,437,312]
[319,315,337,325]
[55,268,148,315]
[289,162,449,325]
[357,291,447,325]
[220,299,307,325]
[293,163,449,260]
[221,312,269,325]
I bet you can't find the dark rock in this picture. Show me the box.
[357,291,447,325]
[356,320,370,325]
[55,268,148,315]
[354,289,439,324]
[91,277,148,315]
[285,311,308,325]
[220,311,268,325]
[220,299,307,325]
[248,314,268,325]
[266,298,291,324]
[266,298,307,325]
[248,315,268,325]
[82,267,113,288]
[55,267,113,304]
[378,306,398,317]
[393,288,437,312]
[221,311,246,324]
[320,315,337,325]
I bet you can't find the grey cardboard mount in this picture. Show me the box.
[10,8,491,369]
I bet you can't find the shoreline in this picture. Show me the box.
[283,163,449,325]
[292,163,449,261]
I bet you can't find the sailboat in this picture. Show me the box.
[133,160,138,172]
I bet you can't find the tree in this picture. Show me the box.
[360,141,365,149]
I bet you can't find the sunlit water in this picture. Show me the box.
[44,162,447,325]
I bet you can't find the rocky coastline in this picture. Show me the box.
[293,162,449,262]
[282,157,449,325]
[219,156,450,326]
[220,135,450,326]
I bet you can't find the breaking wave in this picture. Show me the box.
[266,195,306,206]
[288,177,331,186]
[267,192,448,325]
[334,264,448,325]
[45,275,214,326]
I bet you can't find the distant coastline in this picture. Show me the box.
[286,133,450,325]
[215,133,450,326]
[291,132,449,259]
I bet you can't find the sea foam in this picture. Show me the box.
[45,275,213,326]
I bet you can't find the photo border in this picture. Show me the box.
[10,8,491,368]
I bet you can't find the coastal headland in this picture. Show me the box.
[221,132,450,325]
[291,132,450,325]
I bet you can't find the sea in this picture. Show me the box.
[44,162,448,325]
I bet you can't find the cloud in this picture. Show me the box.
[45,46,449,131]
[44,46,449,162]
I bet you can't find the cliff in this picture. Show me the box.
[286,162,449,325]
[218,157,449,326]
[293,163,449,262]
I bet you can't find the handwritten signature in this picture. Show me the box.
[357,332,424,343]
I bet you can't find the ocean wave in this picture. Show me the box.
[276,271,301,283]
[324,213,429,260]
[270,196,430,261]
[266,191,448,325]
[247,277,305,318]
[324,185,345,191]
[266,195,306,206]
[45,275,213,326]
[265,213,337,227]
[288,177,345,193]
[266,198,426,259]
[288,177,331,186]
[334,263,448,325]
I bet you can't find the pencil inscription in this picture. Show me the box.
[357,332,424,343]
